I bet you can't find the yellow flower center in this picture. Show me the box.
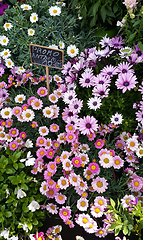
[61,180,66,185]
[33,16,36,20]
[95,208,100,213]
[26,113,31,118]
[3,39,6,43]
[97,181,103,188]
[5,111,10,115]
[80,201,86,207]
[53,9,57,13]
[70,49,75,54]
[104,158,109,163]
[130,142,135,147]
[98,200,103,205]
[134,181,139,187]
[59,195,63,200]
[115,160,120,165]
[4,52,8,56]
[82,218,88,224]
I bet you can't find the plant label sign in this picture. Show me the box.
[29,44,64,103]
[29,44,64,69]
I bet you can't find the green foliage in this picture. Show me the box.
[0,147,46,237]
[117,2,143,47]
[69,0,126,29]
[107,199,143,239]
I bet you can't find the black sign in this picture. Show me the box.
[29,44,63,69]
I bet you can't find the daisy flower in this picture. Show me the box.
[58,176,69,190]
[0,49,11,59]
[113,156,124,169]
[59,206,71,221]
[99,153,113,168]
[94,139,104,149]
[117,62,134,75]
[9,141,18,151]
[21,4,32,10]
[92,176,108,193]
[72,156,82,168]
[15,94,26,103]
[30,13,38,23]
[88,162,100,174]
[30,121,38,128]
[46,203,58,215]
[31,98,43,110]
[36,136,46,147]
[49,93,58,103]
[79,71,95,88]
[115,72,138,93]
[92,84,110,99]
[94,196,107,209]
[55,193,67,205]
[46,188,57,199]
[59,41,65,49]
[0,36,9,46]
[49,6,61,16]
[62,159,73,171]
[3,22,13,31]
[121,194,135,208]
[95,228,108,238]
[101,64,118,78]
[66,132,76,143]
[77,197,89,211]
[36,147,47,158]
[69,99,83,113]
[69,172,80,187]
[136,146,143,158]
[79,115,98,135]
[63,90,77,104]
[131,178,143,191]
[75,213,92,228]
[126,137,139,151]
[22,109,35,122]
[87,96,102,111]
[110,112,123,125]
[9,128,19,137]
[28,28,35,36]
[5,58,14,68]
[1,107,12,119]
[90,204,104,218]
[39,181,48,194]
[50,123,59,132]
[47,148,55,159]
[76,236,85,240]
[47,161,57,174]
[43,106,54,118]
[60,151,70,161]
[67,45,79,58]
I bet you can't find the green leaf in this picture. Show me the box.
[21,183,28,191]
[0,175,4,181]
[110,198,115,208]
[90,1,100,17]
[8,0,17,4]
[127,32,137,42]
[13,163,18,170]
[138,41,143,52]
[123,225,128,235]
[6,168,15,174]
[18,162,25,169]
[100,6,106,23]
[8,176,19,185]
[5,211,12,218]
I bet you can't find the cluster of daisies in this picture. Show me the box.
[0,1,79,71]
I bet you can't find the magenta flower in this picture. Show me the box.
[46,148,55,159]
[19,131,27,139]
[37,87,48,97]
[94,139,104,149]
[59,206,71,221]
[9,141,18,151]
[115,72,138,93]
[72,156,82,168]
[88,162,100,173]
[78,115,98,135]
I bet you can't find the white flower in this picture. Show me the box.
[76,236,85,240]
[110,112,123,125]
[19,223,29,232]
[8,235,18,240]
[3,23,13,31]
[15,94,26,103]
[28,28,35,36]
[56,1,66,6]
[17,189,27,199]
[25,139,33,148]
[22,109,35,122]
[28,200,40,212]
[30,13,38,23]
[1,107,13,119]
[67,45,79,58]
[21,4,32,10]
[5,58,14,68]
[0,229,9,239]
[0,49,11,59]
[15,66,25,74]
[49,6,61,16]
[29,234,35,240]
[20,151,35,166]
[59,41,65,49]
[48,44,58,49]
[0,36,9,46]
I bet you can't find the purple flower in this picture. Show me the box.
[115,72,138,93]
[78,115,98,135]
[110,36,124,49]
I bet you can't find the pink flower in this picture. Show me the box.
[9,141,18,151]
[59,206,71,221]
[94,139,104,149]
[9,128,19,137]
[92,176,108,193]
[34,232,45,240]
[88,162,100,173]
[79,115,98,135]
[37,87,48,97]
[50,123,59,132]
[46,148,55,159]
[72,156,82,168]
[36,148,47,158]
[19,131,27,139]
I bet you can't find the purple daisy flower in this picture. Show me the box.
[69,98,83,113]
[110,36,124,49]
[101,64,118,78]
[136,110,143,124]
[78,115,98,135]
[62,61,72,75]
[79,71,95,88]
[133,44,143,59]
[92,84,110,98]
[117,62,134,75]
[93,74,111,87]
[115,72,138,93]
